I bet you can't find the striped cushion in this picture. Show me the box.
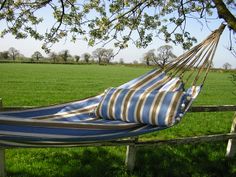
[159,77,184,92]
[95,88,189,126]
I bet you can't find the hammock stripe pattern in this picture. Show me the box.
[0,24,225,147]
[95,87,188,126]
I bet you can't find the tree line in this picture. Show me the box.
[0,45,233,70]
[0,47,115,64]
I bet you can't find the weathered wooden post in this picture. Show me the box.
[226,112,236,157]
[0,98,6,177]
[125,137,138,171]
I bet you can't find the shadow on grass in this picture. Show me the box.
[134,142,236,177]
[7,142,236,177]
[7,147,127,177]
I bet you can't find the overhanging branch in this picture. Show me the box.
[213,0,236,32]
[0,0,7,10]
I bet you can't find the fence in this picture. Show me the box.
[0,98,236,176]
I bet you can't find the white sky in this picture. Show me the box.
[0,6,235,68]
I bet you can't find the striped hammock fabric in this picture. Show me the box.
[0,69,200,147]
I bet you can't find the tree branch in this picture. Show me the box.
[213,0,236,32]
[57,0,65,31]
[47,0,65,42]
[0,0,7,10]
[108,1,145,25]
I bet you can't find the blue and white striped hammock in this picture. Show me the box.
[0,25,225,147]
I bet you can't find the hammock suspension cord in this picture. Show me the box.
[162,24,226,87]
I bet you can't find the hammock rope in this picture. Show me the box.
[164,24,225,87]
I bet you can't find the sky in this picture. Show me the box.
[0,5,235,68]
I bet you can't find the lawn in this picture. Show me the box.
[0,63,236,177]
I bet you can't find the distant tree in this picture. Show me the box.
[8,47,19,60]
[83,53,91,63]
[133,60,139,65]
[92,48,106,64]
[153,45,176,68]
[93,48,113,64]
[222,62,232,70]
[49,52,58,63]
[119,58,124,64]
[0,51,9,60]
[60,50,70,63]
[143,49,156,66]
[32,51,43,61]
[103,49,114,64]
[74,55,80,63]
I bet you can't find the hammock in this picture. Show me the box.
[0,24,225,147]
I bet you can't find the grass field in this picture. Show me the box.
[0,63,236,177]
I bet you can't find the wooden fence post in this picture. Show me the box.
[0,149,5,177]
[226,112,236,157]
[125,137,138,171]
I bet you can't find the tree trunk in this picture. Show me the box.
[98,57,101,64]
[213,0,236,32]
[146,59,149,66]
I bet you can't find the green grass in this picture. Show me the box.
[0,63,150,106]
[0,63,236,177]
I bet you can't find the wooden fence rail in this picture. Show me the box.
[0,98,236,175]
[189,105,236,112]
[1,104,236,112]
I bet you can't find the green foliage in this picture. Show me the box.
[143,49,155,66]
[142,45,177,68]
[83,53,91,63]
[59,50,70,63]
[1,0,235,52]
[92,48,114,64]
[8,47,19,60]
[223,62,232,70]
[48,52,58,63]
[155,45,176,68]
[31,51,43,61]
[74,55,80,63]
[0,51,9,60]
